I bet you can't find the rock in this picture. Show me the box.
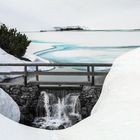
[58,125,65,129]
[0,85,40,125]
[79,86,102,119]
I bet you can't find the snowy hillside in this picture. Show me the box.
[0,47,140,139]
[0,48,52,81]
[0,88,20,122]
[0,48,27,81]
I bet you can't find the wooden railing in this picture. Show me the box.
[0,63,112,86]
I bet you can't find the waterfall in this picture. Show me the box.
[33,90,81,130]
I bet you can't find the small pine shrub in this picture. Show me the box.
[0,24,31,58]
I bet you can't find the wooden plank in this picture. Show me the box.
[28,81,92,86]
[94,72,109,75]
[24,66,27,86]
[91,66,95,86]
[27,71,109,76]
[87,66,90,81]
[0,63,112,67]
[36,66,39,81]
[28,71,93,76]
[0,71,109,76]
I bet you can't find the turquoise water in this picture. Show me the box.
[29,31,140,70]
[34,43,139,63]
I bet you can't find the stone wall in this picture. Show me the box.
[0,85,102,128]
[79,86,102,119]
[1,85,40,125]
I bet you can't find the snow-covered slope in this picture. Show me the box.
[0,48,28,81]
[0,48,140,140]
[0,48,53,81]
[0,48,23,63]
[0,88,20,122]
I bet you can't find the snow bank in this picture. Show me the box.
[0,88,20,122]
[0,48,53,81]
[0,48,26,81]
[1,48,140,140]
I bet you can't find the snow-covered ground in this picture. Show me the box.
[0,48,53,81]
[26,31,140,47]
[0,47,140,139]
[0,88,20,122]
[0,48,27,81]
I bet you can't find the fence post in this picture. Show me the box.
[36,65,39,81]
[91,66,95,86]
[24,66,28,86]
[87,66,90,82]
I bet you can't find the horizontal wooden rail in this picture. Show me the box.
[0,63,112,86]
[0,63,112,67]
[0,72,108,76]
[28,71,109,76]
[28,81,92,86]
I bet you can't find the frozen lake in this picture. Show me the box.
[26,31,140,64]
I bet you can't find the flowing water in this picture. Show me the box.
[33,91,81,130]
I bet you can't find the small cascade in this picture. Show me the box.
[33,90,81,130]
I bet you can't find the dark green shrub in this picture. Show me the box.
[0,24,31,58]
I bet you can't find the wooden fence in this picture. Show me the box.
[0,63,112,86]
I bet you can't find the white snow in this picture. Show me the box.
[0,48,53,81]
[26,31,140,47]
[0,47,140,139]
[0,48,27,81]
[0,88,20,122]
